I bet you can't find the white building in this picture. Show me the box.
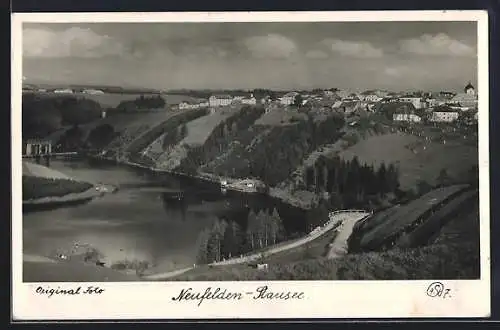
[53,88,74,94]
[83,89,105,95]
[361,94,382,102]
[399,97,425,109]
[179,100,210,110]
[279,92,298,106]
[209,95,233,107]
[393,113,422,123]
[241,94,257,105]
[430,111,459,123]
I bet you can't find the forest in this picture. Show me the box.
[22,94,102,139]
[302,155,400,210]
[196,208,286,264]
[206,112,346,186]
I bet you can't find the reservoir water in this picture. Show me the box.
[23,159,309,274]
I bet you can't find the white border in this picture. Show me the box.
[12,11,490,320]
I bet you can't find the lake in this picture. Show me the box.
[23,160,309,274]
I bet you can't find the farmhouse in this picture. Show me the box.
[209,95,233,107]
[393,113,422,123]
[430,111,459,123]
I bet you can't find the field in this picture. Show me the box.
[338,132,478,190]
[356,185,469,251]
[254,108,307,126]
[182,105,245,146]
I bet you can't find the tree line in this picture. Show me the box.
[196,208,286,264]
[116,95,166,112]
[303,155,400,210]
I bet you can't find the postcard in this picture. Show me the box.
[12,10,490,320]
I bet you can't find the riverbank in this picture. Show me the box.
[91,154,317,210]
[22,161,115,211]
[23,254,140,282]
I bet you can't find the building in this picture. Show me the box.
[361,94,382,102]
[464,81,475,96]
[83,89,105,95]
[209,95,233,107]
[430,111,459,123]
[241,94,257,105]
[53,88,74,94]
[23,139,52,156]
[179,100,210,110]
[398,97,425,109]
[393,113,422,123]
[449,82,478,109]
[279,92,299,106]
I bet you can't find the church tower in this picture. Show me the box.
[464,81,475,96]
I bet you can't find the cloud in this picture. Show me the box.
[305,49,329,59]
[322,39,383,58]
[383,66,404,77]
[399,33,476,57]
[23,27,127,58]
[243,34,297,59]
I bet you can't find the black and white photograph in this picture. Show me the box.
[12,10,490,319]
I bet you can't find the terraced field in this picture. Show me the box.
[353,184,470,251]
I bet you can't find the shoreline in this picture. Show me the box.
[90,154,317,210]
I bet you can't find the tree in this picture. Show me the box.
[436,168,453,187]
[195,228,212,264]
[270,208,286,244]
[246,210,258,250]
[377,163,388,194]
[293,94,303,107]
[222,221,243,258]
[386,163,400,192]
[87,124,115,149]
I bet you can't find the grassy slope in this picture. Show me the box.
[337,132,478,190]
[23,161,72,180]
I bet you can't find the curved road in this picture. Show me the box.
[142,210,370,280]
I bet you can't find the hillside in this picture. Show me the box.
[337,132,478,190]
[170,187,480,281]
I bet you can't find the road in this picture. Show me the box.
[326,212,371,259]
[141,210,370,280]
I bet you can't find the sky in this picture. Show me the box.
[22,21,478,92]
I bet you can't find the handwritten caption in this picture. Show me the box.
[172,286,305,306]
[35,286,105,298]
[426,282,451,299]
